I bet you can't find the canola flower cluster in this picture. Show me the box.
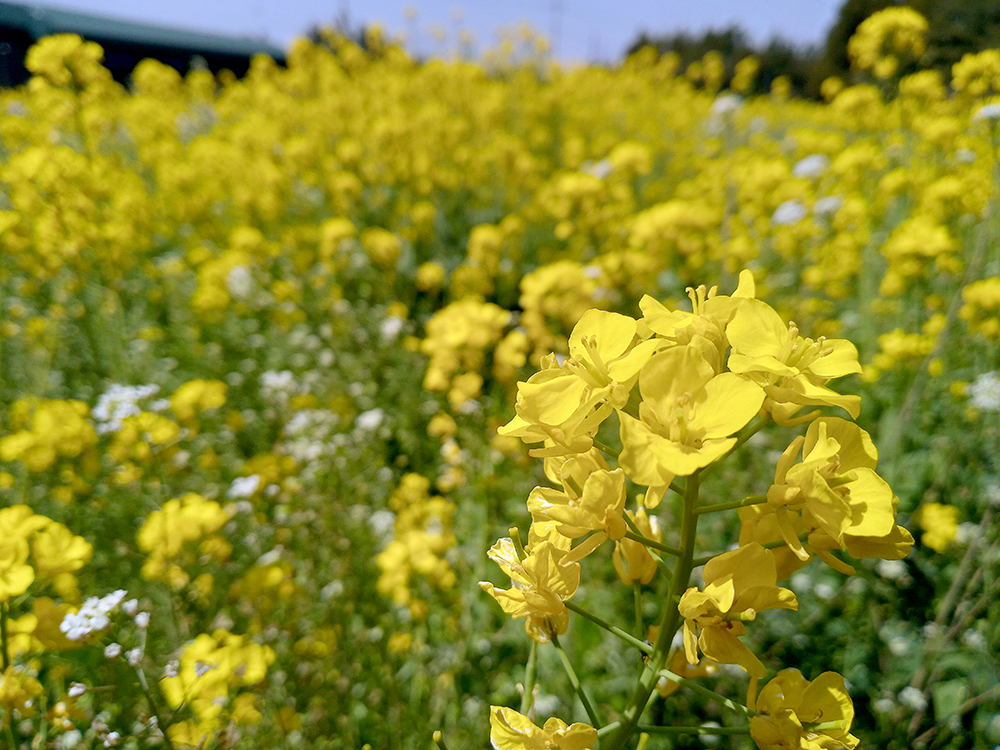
[484,272,910,749]
[0,6,998,747]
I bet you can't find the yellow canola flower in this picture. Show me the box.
[501,310,658,457]
[0,536,34,603]
[618,345,764,498]
[31,521,92,579]
[0,666,43,719]
[726,300,861,425]
[527,449,627,558]
[161,629,274,747]
[742,418,912,578]
[480,536,580,644]
[171,379,228,422]
[915,503,959,552]
[678,542,797,678]
[639,270,756,374]
[489,705,597,750]
[847,7,927,79]
[613,507,660,585]
[749,669,859,750]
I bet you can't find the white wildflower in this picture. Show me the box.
[355,407,385,432]
[792,153,830,178]
[134,612,150,628]
[379,315,406,342]
[973,103,1000,122]
[966,371,1000,411]
[104,643,122,659]
[771,199,808,226]
[227,474,261,499]
[899,686,928,711]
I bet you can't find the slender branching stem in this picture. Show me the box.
[551,633,602,728]
[565,601,652,655]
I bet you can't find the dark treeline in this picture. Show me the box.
[625,0,1000,99]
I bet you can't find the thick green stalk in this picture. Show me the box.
[0,603,8,670]
[604,471,701,749]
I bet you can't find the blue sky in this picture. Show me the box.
[30,1,844,62]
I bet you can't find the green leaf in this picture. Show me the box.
[931,678,968,720]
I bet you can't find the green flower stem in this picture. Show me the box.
[605,471,702,750]
[520,640,538,714]
[4,710,15,750]
[693,495,768,515]
[551,633,603,728]
[593,439,620,459]
[596,721,621,738]
[633,583,644,644]
[432,730,451,750]
[564,601,652,655]
[0,602,9,670]
[623,524,682,557]
[134,664,177,750]
[636,724,752,736]
[656,670,753,717]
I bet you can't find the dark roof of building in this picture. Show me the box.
[0,1,286,61]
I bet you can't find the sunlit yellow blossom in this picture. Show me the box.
[678,543,797,677]
[171,379,228,422]
[527,454,627,557]
[31,521,92,579]
[619,345,764,488]
[0,666,43,719]
[639,269,755,373]
[480,537,580,644]
[727,300,861,424]
[749,669,859,750]
[613,508,660,585]
[489,706,597,750]
[502,310,659,456]
[915,503,959,552]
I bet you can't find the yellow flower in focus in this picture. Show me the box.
[727,300,861,424]
[678,543,797,677]
[915,503,959,552]
[480,537,580,644]
[489,706,597,750]
[618,345,764,488]
[527,462,627,556]
[749,669,859,750]
[748,417,911,574]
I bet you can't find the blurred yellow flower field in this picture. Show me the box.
[0,10,998,748]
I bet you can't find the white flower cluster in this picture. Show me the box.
[60,590,127,641]
[227,474,262,498]
[966,371,1000,412]
[771,199,808,226]
[93,384,162,434]
[259,370,308,409]
[792,153,830,179]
